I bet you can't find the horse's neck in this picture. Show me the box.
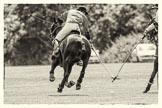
[55,26,62,34]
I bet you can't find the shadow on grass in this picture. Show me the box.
[48,94,89,97]
[143,91,158,94]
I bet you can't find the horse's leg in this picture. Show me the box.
[57,59,73,93]
[143,56,158,93]
[64,69,75,88]
[49,58,59,82]
[76,59,88,90]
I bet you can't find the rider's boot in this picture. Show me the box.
[143,82,152,93]
[51,39,60,60]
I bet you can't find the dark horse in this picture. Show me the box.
[49,18,91,93]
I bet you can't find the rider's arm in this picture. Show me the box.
[154,10,158,23]
[82,16,89,33]
[82,16,91,40]
[145,23,155,33]
[145,10,158,33]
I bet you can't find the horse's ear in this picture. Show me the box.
[57,17,63,25]
[53,17,57,24]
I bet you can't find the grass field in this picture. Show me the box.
[4,63,158,104]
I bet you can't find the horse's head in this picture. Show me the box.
[50,17,63,39]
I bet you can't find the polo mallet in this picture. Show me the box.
[91,45,117,79]
[112,35,146,82]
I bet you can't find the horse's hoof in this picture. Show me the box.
[65,81,75,88]
[76,85,81,90]
[57,87,63,93]
[57,84,63,93]
[49,78,55,82]
[51,56,55,60]
[49,74,55,82]
[57,88,62,93]
[69,81,75,87]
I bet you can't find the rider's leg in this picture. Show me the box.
[55,23,80,42]
[143,58,158,93]
[52,23,80,57]
[52,24,72,57]
[143,48,158,93]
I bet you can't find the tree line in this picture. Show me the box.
[4,4,154,65]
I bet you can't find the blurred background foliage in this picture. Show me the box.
[4,4,155,65]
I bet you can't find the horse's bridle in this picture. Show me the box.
[50,25,62,40]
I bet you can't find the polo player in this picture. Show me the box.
[51,7,91,58]
[143,4,158,93]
